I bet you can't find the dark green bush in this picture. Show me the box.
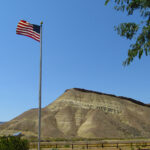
[0,136,29,150]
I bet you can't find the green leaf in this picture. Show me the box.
[105,0,110,5]
[139,50,143,59]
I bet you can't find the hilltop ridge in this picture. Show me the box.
[65,88,149,107]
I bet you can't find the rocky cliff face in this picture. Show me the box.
[0,88,150,139]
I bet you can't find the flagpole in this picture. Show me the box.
[38,21,43,150]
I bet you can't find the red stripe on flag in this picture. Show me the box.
[16,30,40,41]
[16,31,40,41]
[16,28,40,37]
[17,32,40,42]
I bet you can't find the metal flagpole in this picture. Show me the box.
[38,21,43,150]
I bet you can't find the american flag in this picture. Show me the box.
[16,20,40,42]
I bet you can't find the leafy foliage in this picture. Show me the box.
[0,136,29,150]
[105,0,150,65]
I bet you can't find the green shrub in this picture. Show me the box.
[0,136,29,150]
[64,144,70,148]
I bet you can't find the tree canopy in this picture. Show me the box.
[105,0,150,65]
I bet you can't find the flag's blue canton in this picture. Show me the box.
[33,24,40,34]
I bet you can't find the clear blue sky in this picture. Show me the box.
[0,0,150,121]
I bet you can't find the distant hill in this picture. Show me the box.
[0,122,5,125]
[0,88,150,139]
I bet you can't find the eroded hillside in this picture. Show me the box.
[0,88,150,139]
